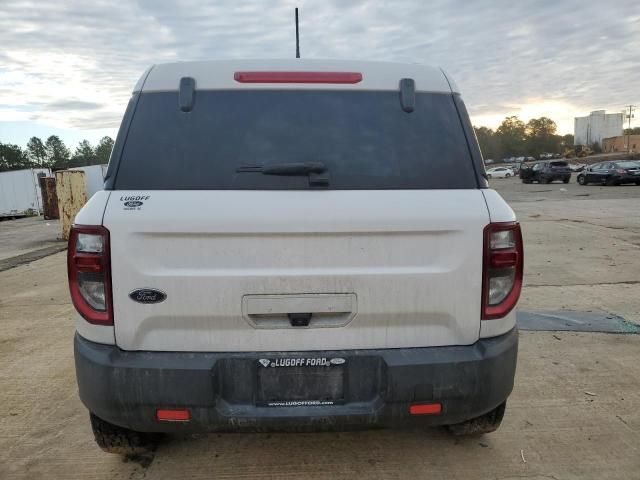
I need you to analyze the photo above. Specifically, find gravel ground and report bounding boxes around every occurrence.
[0,216,63,264]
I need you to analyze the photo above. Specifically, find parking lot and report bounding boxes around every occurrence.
[1,178,639,479]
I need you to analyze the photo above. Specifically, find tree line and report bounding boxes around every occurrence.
[0,136,114,172]
[2,116,612,172]
[474,116,574,161]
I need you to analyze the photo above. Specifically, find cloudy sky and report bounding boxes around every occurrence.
[1,0,639,148]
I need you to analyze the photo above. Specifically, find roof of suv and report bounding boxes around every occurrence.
[134,59,459,94]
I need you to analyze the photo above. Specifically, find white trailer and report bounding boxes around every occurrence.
[69,164,107,199]
[0,168,51,218]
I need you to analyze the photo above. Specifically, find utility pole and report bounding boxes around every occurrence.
[625,105,635,153]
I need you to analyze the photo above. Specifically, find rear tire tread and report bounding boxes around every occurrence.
[447,401,506,436]
[90,413,161,455]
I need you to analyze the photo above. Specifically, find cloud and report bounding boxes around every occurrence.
[0,0,639,136]
[44,100,102,111]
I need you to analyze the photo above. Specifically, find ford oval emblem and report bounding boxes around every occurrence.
[330,358,346,365]
[129,288,166,304]
[124,201,143,208]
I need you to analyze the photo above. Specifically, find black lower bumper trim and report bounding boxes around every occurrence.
[74,329,518,433]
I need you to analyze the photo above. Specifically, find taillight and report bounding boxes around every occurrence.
[615,169,626,174]
[67,225,113,325]
[482,222,523,320]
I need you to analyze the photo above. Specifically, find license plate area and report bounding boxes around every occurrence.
[256,358,345,407]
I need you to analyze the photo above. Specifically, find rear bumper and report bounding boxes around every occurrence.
[74,328,518,433]
[615,174,640,183]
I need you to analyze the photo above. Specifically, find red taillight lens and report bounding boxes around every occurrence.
[67,225,113,325]
[233,71,363,84]
[482,222,523,320]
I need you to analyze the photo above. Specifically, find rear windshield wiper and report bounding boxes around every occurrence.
[237,161,326,175]
[236,162,329,185]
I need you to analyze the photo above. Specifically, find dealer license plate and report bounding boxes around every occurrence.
[256,357,346,407]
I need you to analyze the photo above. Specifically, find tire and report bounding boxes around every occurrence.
[447,401,506,436]
[90,413,162,456]
[562,178,570,184]
[635,181,640,186]
[543,176,551,184]
[505,173,511,178]
[487,174,492,179]
[577,175,586,185]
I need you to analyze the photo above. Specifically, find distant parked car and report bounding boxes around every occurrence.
[520,160,571,184]
[577,161,640,186]
[486,167,514,179]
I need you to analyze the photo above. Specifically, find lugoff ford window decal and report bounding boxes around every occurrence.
[120,195,150,211]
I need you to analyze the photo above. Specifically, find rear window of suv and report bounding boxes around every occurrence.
[111,90,478,190]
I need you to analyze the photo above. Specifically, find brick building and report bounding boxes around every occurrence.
[602,135,640,153]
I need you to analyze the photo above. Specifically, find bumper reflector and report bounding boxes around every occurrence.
[409,403,442,415]
[156,408,190,422]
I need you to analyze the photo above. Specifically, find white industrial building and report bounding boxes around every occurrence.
[574,110,623,147]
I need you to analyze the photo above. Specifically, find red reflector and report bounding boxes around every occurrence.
[489,250,518,268]
[74,255,103,272]
[409,403,442,415]
[234,71,363,84]
[156,409,190,422]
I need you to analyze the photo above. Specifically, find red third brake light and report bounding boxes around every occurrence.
[233,71,363,84]
[482,222,523,320]
[67,225,113,325]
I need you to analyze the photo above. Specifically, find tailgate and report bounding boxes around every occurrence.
[104,190,489,352]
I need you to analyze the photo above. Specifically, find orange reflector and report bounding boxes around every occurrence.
[156,408,190,422]
[409,403,442,415]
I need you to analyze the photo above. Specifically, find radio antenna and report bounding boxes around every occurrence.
[295,7,300,58]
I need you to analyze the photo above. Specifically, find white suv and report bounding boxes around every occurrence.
[69,60,522,454]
